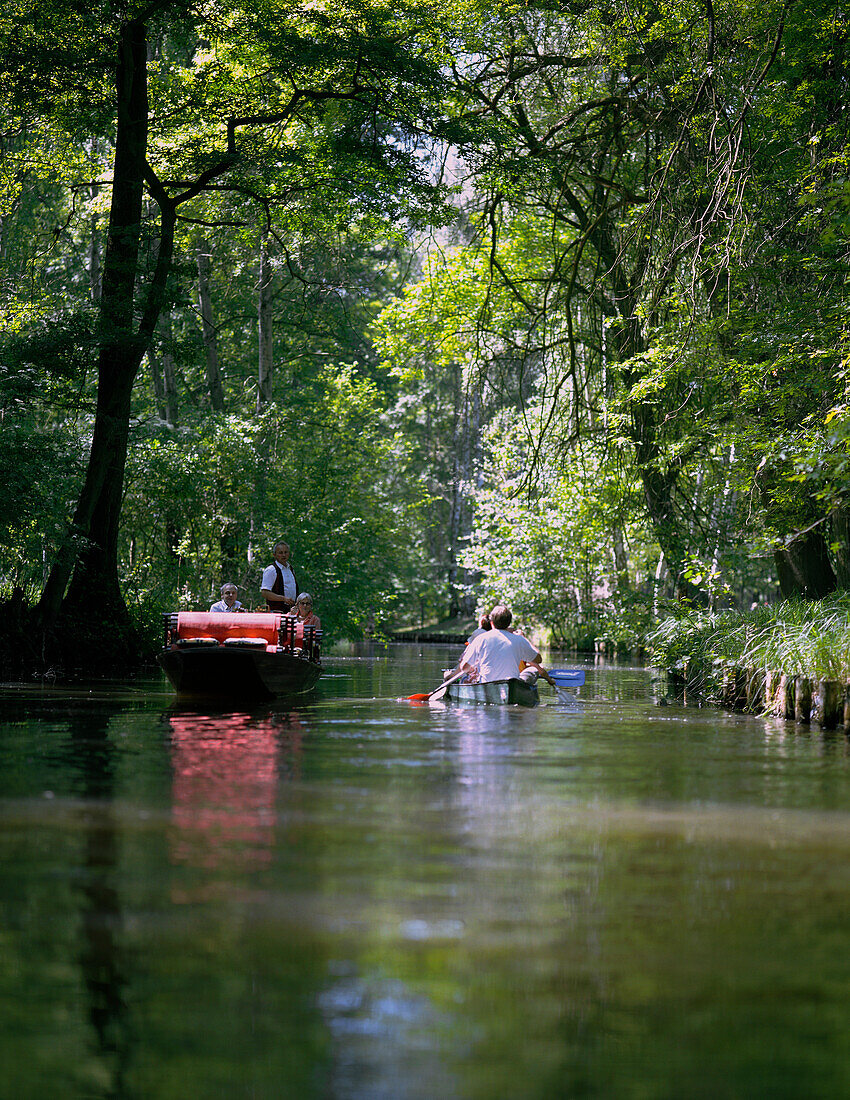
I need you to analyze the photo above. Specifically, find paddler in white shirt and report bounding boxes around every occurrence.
[460,604,556,686]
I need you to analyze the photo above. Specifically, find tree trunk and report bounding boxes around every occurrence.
[829,506,850,589]
[612,528,629,591]
[257,227,274,410]
[197,239,224,412]
[617,324,703,604]
[774,528,837,600]
[148,344,166,421]
[159,312,179,426]
[597,237,703,603]
[37,19,149,651]
[89,211,101,302]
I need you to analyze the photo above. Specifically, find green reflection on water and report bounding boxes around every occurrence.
[2,649,850,1098]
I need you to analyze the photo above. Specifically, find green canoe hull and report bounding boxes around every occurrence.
[443,678,539,707]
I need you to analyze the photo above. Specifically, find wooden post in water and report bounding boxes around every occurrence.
[766,670,786,716]
[812,679,841,730]
[794,677,812,723]
[764,670,777,714]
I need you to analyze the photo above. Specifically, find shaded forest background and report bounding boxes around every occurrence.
[0,0,848,673]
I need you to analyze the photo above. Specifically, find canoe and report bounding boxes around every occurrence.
[443,677,539,707]
[158,612,322,700]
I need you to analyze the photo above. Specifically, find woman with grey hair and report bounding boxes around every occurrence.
[288,592,320,629]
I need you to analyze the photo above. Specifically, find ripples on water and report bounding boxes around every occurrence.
[2,645,850,1098]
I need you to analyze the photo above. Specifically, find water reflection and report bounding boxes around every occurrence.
[167,708,306,876]
[8,656,850,1098]
[69,710,131,1099]
[318,969,459,1100]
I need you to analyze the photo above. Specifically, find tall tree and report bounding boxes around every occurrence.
[2,0,460,661]
[440,0,846,603]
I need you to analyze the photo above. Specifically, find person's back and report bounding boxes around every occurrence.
[464,628,535,682]
[461,605,539,683]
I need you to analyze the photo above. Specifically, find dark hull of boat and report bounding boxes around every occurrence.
[443,677,539,707]
[158,647,322,700]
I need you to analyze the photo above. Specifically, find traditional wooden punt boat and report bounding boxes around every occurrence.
[442,677,540,707]
[158,612,322,700]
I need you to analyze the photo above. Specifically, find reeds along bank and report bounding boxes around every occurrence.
[652,597,850,731]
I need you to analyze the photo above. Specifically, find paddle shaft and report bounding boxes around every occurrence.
[427,667,467,700]
[408,667,466,701]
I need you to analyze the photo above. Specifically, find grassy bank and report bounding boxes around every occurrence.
[648,595,850,704]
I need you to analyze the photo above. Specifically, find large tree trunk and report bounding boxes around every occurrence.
[774,529,837,600]
[37,19,149,657]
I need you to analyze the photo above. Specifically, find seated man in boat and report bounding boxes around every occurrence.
[460,604,555,686]
[286,592,321,629]
[209,583,243,613]
[260,540,298,611]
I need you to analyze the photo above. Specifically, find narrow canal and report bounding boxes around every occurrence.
[3,643,850,1099]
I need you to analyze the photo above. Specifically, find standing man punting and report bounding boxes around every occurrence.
[260,540,298,611]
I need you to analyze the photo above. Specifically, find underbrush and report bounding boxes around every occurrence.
[648,594,850,699]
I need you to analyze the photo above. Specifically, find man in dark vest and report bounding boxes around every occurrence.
[260,541,297,611]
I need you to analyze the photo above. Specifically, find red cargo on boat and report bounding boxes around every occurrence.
[157,611,322,700]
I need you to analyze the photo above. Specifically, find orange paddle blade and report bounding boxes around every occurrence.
[407,692,431,700]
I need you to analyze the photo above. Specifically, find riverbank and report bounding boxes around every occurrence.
[650,595,850,729]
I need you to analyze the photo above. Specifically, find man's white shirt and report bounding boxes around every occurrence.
[261,562,296,602]
[462,629,538,682]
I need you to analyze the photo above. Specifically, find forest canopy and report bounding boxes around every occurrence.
[0,0,848,671]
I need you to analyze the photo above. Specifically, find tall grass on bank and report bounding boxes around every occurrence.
[648,595,850,699]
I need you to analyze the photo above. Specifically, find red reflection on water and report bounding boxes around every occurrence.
[168,711,303,873]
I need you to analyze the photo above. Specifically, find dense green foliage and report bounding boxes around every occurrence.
[1,0,848,670]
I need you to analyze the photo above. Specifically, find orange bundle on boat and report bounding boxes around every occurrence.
[175,612,282,645]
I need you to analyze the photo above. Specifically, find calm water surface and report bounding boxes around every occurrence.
[3,644,850,1099]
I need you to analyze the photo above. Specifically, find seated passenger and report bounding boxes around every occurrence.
[443,614,492,681]
[287,592,321,629]
[466,613,492,643]
[459,604,555,685]
[209,583,243,613]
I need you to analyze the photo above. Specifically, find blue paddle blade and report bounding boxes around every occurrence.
[549,669,585,686]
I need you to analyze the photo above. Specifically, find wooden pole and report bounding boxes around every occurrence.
[794,677,812,724]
